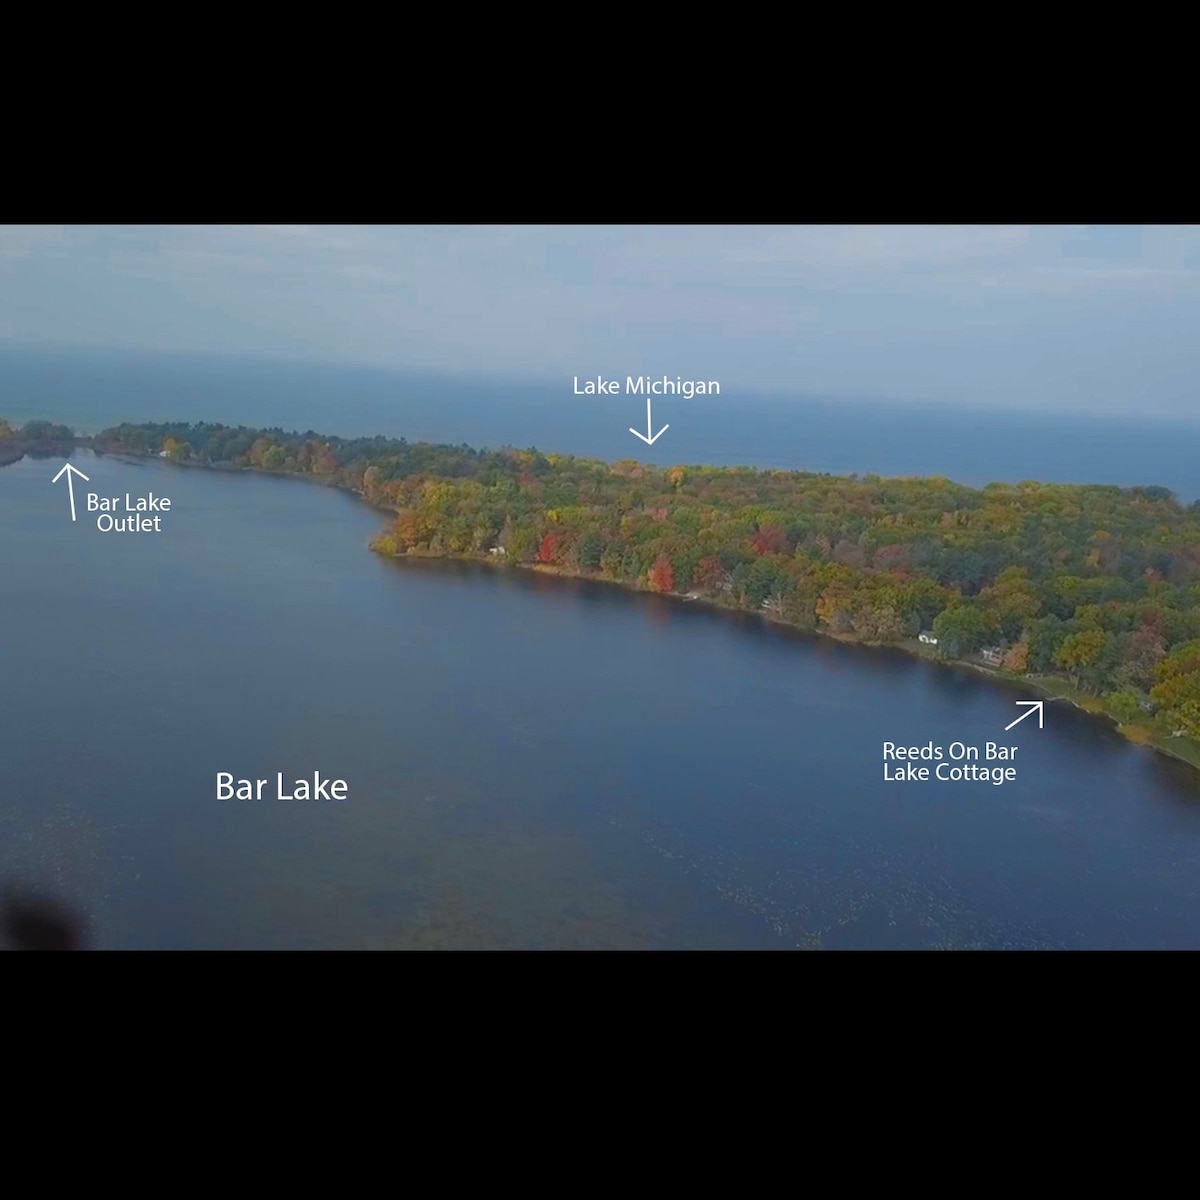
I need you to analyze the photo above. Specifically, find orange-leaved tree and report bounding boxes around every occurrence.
[538,531,566,564]
[648,555,675,592]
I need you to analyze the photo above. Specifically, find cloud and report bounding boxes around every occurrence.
[2,225,1200,416]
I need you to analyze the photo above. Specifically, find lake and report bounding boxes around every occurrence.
[5,448,1200,949]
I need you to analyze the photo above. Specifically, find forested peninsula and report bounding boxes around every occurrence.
[0,418,75,466]
[8,416,1200,764]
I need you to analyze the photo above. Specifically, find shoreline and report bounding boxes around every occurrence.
[28,440,1200,776]
[376,545,1200,775]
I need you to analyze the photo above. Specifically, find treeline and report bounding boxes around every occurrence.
[0,417,77,465]
[90,420,1200,740]
[93,419,488,481]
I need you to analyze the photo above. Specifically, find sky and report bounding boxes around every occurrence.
[1,224,1198,418]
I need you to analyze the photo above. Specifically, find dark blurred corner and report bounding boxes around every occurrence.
[2,889,86,950]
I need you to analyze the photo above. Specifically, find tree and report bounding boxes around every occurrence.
[578,534,605,571]
[738,559,783,609]
[1151,641,1200,735]
[1105,689,1146,726]
[978,569,1041,639]
[853,603,903,644]
[162,435,189,463]
[390,509,432,551]
[1173,699,1200,740]
[816,586,856,634]
[763,590,788,619]
[931,604,991,658]
[1054,629,1109,690]
[538,532,566,564]
[1026,616,1067,673]
[1002,642,1029,673]
[21,420,73,440]
[648,555,675,593]
[832,539,867,568]
[750,524,789,556]
[1114,626,1167,691]
[694,556,730,595]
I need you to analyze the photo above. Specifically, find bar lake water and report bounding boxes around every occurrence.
[5,448,1200,949]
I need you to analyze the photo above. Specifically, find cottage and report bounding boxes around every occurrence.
[488,546,507,556]
[980,646,1004,667]
[918,631,938,645]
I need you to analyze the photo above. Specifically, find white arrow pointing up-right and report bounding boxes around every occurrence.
[1004,700,1044,731]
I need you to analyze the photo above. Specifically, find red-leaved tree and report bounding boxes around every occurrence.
[538,532,565,564]
[648,555,675,592]
[750,524,790,556]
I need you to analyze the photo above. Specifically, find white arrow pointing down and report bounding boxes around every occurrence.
[629,396,669,446]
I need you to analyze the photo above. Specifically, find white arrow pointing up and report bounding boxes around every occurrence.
[52,461,90,522]
[1004,700,1044,731]
[629,396,669,446]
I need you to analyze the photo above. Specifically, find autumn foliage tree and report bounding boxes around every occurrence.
[694,556,730,594]
[1002,642,1029,673]
[1151,641,1200,736]
[648,555,675,592]
[1054,628,1109,690]
[390,509,433,550]
[750,524,789,556]
[538,531,566,564]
